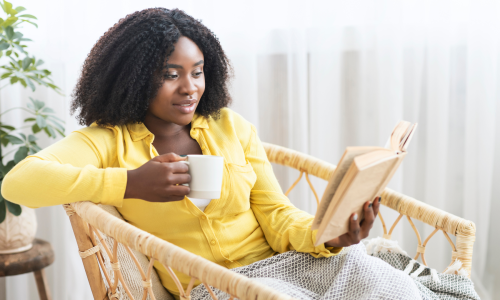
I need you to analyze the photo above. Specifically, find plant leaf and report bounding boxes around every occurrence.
[18,14,36,19]
[49,120,64,132]
[47,114,65,123]
[19,133,25,140]
[13,145,28,163]
[55,128,65,137]
[36,115,46,128]
[0,198,5,223]
[0,42,9,51]
[4,26,13,40]
[24,117,35,122]
[14,6,26,13]
[27,134,36,142]
[34,59,43,67]
[41,107,54,113]
[6,201,21,216]
[33,99,44,110]
[0,71,11,79]
[25,76,34,90]
[12,43,24,53]
[31,123,40,133]
[44,125,55,137]
[26,101,35,111]
[21,56,31,69]
[0,124,14,130]
[12,31,21,40]
[5,134,22,144]
[3,1,14,14]
[2,17,17,28]
[2,160,15,175]
[21,19,37,28]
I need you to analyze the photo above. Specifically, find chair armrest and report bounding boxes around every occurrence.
[262,142,475,276]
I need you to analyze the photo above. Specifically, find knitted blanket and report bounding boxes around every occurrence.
[190,242,479,300]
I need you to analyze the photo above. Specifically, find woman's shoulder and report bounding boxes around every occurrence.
[210,108,253,129]
[73,122,123,149]
[208,107,254,134]
[205,108,256,151]
[75,122,120,138]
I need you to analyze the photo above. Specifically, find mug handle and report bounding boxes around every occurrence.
[179,160,190,186]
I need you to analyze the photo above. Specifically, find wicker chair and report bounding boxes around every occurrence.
[63,143,476,300]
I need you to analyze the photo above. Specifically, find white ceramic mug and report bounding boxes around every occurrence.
[180,155,224,199]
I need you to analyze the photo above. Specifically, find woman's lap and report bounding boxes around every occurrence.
[190,243,422,300]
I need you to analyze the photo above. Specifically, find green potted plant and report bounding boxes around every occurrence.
[0,0,64,254]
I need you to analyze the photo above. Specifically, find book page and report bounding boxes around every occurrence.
[390,121,411,151]
[312,147,382,229]
[400,123,418,152]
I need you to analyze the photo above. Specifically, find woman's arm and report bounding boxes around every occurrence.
[246,125,342,258]
[1,131,127,208]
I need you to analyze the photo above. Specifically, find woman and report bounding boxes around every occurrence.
[2,8,421,299]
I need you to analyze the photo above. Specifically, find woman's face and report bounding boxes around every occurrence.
[148,36,205,126]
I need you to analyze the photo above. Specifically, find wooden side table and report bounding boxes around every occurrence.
[0,239,55,300]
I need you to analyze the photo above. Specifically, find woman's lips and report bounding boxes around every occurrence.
[173,102,197,114]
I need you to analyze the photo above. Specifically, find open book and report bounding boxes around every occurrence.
[312,121,417,246]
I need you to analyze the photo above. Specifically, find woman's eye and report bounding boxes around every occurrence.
[193,72,203,77]
[165,74,178,79]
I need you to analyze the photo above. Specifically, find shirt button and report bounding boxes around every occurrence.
[201,215,206,220]
[210,240,216,245]
[225,260,230,264]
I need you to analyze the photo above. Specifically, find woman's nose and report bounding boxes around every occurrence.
[179,77,197,96]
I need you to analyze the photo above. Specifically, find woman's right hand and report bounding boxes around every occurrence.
[124,153,191,202]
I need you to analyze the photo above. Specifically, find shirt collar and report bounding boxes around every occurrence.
[127,113,209,142]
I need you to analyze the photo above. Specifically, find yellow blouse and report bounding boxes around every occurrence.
[2,108,341,296]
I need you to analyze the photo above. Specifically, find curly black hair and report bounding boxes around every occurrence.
[71,8,232,126]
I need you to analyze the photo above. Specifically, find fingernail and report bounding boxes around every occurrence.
[180,155,187,157]
[368,203,372,208]
[378,197,382,203]
[353,214,358,221]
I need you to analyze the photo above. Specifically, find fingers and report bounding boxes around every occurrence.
[165,185,191,200]
[329,197,382,247]
[360,200,376,238]
[168,161,190,174]
[372,196,381,219]
[348,213,361,244]
[168,173,191,185]
[153,152,187,163]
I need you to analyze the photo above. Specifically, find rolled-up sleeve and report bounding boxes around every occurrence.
[247,125,342,257]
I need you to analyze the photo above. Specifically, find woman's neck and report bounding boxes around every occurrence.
[143,113,190,140]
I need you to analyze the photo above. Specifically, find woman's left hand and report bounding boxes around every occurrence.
[324,197,381,248]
